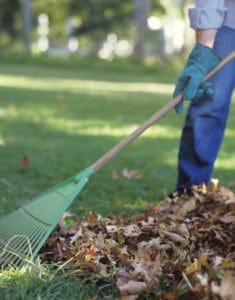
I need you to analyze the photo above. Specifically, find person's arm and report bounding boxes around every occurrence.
[196,29,218,48]
[192,0,222,48]
[173,1,223,114]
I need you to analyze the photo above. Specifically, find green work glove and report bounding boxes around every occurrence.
[173,44,221,114]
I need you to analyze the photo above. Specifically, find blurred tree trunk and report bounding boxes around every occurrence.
[134,0,151,59]
[22,0,32,54]
[179,0,195,55]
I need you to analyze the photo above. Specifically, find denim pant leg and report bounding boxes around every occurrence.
[176,26,235,190]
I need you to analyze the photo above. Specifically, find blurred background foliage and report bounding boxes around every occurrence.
[0,0,194,61]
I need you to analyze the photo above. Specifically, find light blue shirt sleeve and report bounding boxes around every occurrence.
[189,0,227,29]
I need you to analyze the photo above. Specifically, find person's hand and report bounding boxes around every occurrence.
[173,44,221,114]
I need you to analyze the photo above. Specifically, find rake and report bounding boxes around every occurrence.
[1,51,235,268]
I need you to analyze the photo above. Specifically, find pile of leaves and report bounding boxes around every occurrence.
[40,181,235,299]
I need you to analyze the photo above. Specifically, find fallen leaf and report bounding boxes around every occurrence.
[185,254,208,275]
[221,260,235,269]
[220,212,235,224]
[122,168,142,180]
[177,197,196,217]
[112,170,120,180]
[160,230,188,246]
[39,181,235,299]
[111,168,142,180]
[20,155,29,172]
[117,279,147,296]
[215,272,235,298]
[70,226,83,244]
[56,242,64,260]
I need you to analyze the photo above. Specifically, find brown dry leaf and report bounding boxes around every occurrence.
[58,221,68,235]
[160,230,188,246]
[121,224,141,237]
[106,225,118,233]
[56,242,64,260]
[122,168,142,180]
[40,181,235,299]
[86,211,98,225]
[130,259,160,286]
[198,254,208,269]
[112,170,120,180]
[177,197,196,217]
[220,212,235,224]
[219,187,235,201]
[138,237,172,251]
[185,254,208,275]
[118,246,130,265]
[175,222,190,237]
[70,226,83,244]
[95,232,106,249]
[117,279,147,296]
[111,169,142,180]
[220,260,235,269]
[20,155,29,172]
[99,264,111,278]
[213,271,235,299]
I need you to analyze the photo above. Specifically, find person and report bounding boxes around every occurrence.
[172,0,235,196]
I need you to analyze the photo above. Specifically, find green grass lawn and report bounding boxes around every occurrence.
[0,61,184,218]
[1,58,235,299]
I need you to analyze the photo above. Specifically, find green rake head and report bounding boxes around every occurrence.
[0,167,93,268]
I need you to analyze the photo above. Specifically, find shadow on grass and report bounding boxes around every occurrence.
[1,71,235,219]
[0,113,179,216]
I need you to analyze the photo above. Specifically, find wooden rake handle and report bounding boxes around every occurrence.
[91,50,235,172]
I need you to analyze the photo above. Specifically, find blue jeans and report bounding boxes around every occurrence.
[176,26,235,190]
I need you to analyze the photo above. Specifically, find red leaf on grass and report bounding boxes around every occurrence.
[20,155,29,172]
